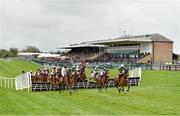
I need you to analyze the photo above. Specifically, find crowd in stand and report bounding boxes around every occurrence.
[93,53,139,64]
[64,51,96,61]
[139,52,151,59]
[32,49,151,65]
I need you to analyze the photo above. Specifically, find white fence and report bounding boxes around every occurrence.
[15,72,32,92]
[128,67,142,85]
[129,67,141,79]
[0,77,16,89]
[0,72,32,92]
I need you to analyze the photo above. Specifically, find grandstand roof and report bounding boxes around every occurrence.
[18,52,41,56]
[81,33,173,44]
[58,44,106,49]
[149,33,173,42]
[37,53,61,58]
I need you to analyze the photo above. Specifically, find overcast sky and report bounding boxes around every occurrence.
[0,0,180,53]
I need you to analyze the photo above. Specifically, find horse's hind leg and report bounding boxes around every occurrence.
[59,84,62,94]
[59,85,63,93]
[98,84,101,92]
[116,86,121,93]
[118,87,121,93]
[126,83,130,92]
[115,83,120,93]
[73,84,76,92]
[121,86,127,94]
[73,86,75,92]
[104,83,108,91]
[105,84,107,91]
[68,85,72,95]
[75,82,78,92]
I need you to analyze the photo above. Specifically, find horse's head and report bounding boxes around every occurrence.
[118,72,128,79]
[103,70,109,78]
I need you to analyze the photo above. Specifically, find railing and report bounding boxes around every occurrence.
[159,63,180,71]
[0,72,32,92]
[15,72,32,92]
[0,77,16,89]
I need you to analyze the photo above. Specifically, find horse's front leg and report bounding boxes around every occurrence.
[115,82,121,93]
[120,85,127,94]
[105,83,108,91]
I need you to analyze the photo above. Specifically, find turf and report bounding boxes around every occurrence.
[0,59,40,77]
[0,59,180,115]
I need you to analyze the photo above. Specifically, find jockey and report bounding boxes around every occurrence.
[51,66,56,78]
[61,65,67,77]
[118,64,128,74]
[100,68,106,77]
[92,66,99,79]
[55,66,60,73]
[72,65,76,72]
[76,64,81,71]
[37,68,41,76]
[44,68,49,75]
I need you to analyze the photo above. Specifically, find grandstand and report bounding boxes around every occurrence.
[59,33,173,64]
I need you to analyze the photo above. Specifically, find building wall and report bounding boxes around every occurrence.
[140,42,152,53]
[153,42,173,63]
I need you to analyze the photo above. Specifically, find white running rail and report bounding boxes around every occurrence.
[0,72,32,92]
[129,67,142,85]
[0,77,16,89]
[129,67,142,79]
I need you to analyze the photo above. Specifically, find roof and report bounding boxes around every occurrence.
[18,52,41,56]
[58,44,106,49]
[37,53,61,58]
[149,33,174,42]
[83,37,152,44]
[57,33,173,50]
[82,33,173,44]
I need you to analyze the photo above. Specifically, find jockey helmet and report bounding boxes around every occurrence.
[119,64,125,69]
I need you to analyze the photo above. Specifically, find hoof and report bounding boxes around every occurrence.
[118,90,121,93]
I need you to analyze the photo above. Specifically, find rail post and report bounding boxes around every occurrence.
[0,78,2,87]
[5,79,6,88]
[160,63,161,70]
[11,79,14,89]
[8,78,9,88]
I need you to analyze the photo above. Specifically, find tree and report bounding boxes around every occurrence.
[0,49,9,58]
[9,48,18,57]
[23,46,40,53]
[0,48,18,58]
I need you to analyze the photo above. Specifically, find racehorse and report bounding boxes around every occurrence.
[31,72,38,83]
[70,70,78,92]
[54,67,62,85]
[114,70,130,93]
[96,70,109,92]
[77,66,86,82]
[37,71,43,83]
[59,69,76,95]
[42,69,50,83]
[50,67,62,90]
